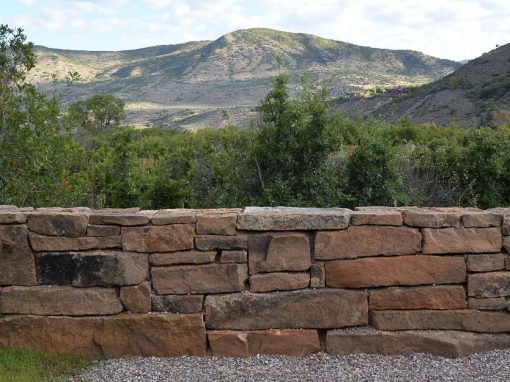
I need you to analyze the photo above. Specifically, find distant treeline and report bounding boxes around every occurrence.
[2,25,510,209]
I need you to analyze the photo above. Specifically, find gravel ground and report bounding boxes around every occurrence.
[77,350,510,382]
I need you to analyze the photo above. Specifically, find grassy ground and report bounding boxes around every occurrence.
[0,348,90,382]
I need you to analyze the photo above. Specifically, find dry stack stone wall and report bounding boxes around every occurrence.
[1,205,510,358]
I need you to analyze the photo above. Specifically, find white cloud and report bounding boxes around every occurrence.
[17,0,37,5]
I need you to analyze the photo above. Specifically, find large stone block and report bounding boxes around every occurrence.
[122,224,195,252]
[204,289,368,330]
[503,214,510,235]
[468,272,510,298]
[371,310,510,333]
[196,214,237,235]
[29,234,121,252]
[89,211,151,226]
[350,211,403,226]
[248,233,311,275]
[403,209,462,228]
[208,330,321,357]
[326,255,466,288]
[36,251,148,287]
[0,211,27,224]
[94,313,206,357]
[195,235,248,250]
[369,286,467,310]
[0,286,122,315]
[149,251,216,266]
[28,212,89,237]
[0,225,36,286]
[315,226,421,260]
[120,282,151,313]
[469,297,509,310]
[0,315,102,356]
[86,225,120,237]
[462,212,502,228]
[237,207,351,231]
[422,227,502,254]
[152,264,248,294]
[467,254,506,272]
[152,295,204,314]
[151,209,196,225]
[327,328,510,358]
[249,272,309,292]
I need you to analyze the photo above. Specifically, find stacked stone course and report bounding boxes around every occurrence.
[1,205,510,358]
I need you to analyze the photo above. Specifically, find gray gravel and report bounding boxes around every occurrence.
[77,350,510,382]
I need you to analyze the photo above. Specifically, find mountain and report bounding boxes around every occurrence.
[338,43,510,127]
[27,28,460,129]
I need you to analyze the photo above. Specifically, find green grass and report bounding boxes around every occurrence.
[0,348,90,382]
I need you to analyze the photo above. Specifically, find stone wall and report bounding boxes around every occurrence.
[1,205,510,358]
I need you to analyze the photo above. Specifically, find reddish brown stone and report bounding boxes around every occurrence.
[152,264,248,294]
[350,211,403,226]
[315,226,421,260]
[327,328,510,358]
[403,209,462,228]
[120,282,151,313]
[204,289,368,330]
[422,228,502,254]
[310,263,325,288]
[29,234,121,252]
[504,236,510,253]
[326,256,466,288]
[503,214,510,235]
[86,225,120,237]
[369,286,467,310]
[0,225,36,286]
[468,272,510,298]
[122,224,195,252]
[28,212,89,237]
[149,251,216,266]
[220,250,247,263]
[196,214,237,235]
[371,310,510,333]
[0,286,122,315]
[467,254,506,272]
[152,295,204,314]
[463,212,502,228]
[469,297,509,310]
[151,209,196,225]
[208,330,321,356]
[249,272,309,292]
[195,235,248,250]
[94,313,206,357]
[248,233,311,275]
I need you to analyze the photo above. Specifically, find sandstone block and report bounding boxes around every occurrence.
[120,282,151,313]
[94,313,206,357]
[0,315,101,356]
[195,235,247,250]
[152,295,204,314]
[503,214,510,235]
[469,297,509,310]
[507,258,510,270]
[468,272,510,298]
[463,212,502,228]
[28,213,89,237]
[122,224,194,252]
[89,211,151,226]
[350,211,402,226]
[29,234,121,252]
[369,286,467,310]
[0,212,27,224]
[403,209,462,228]
[151,209,196,225]
[204,289,368,330]
[0,286,122,315]
[504,236,510,253]
[467,254,506,272]
[149,251,216,266]
[249,272,309,292]
[422,227,502,254]
[0,225,36,286]
[315,226,421,260]
[196,214,237,235]
[237,207,351,231]
[86,225,120,237]
[326,256,466,288]
[152,264,248,294]
[36,251,148,286]
[371,310,510,333]
[208,330,321,357]
[310,263,325,288]
[220,250,247,263]
[248,233,311,275]
[327,328,510,358]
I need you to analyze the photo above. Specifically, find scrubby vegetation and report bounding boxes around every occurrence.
[1,25,510,210]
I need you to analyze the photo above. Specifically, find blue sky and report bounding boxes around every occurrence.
[1,0,508,61]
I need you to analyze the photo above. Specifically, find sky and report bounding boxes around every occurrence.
[1,0,509,61]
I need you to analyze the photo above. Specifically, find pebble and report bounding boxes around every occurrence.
[77,350,510,382]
